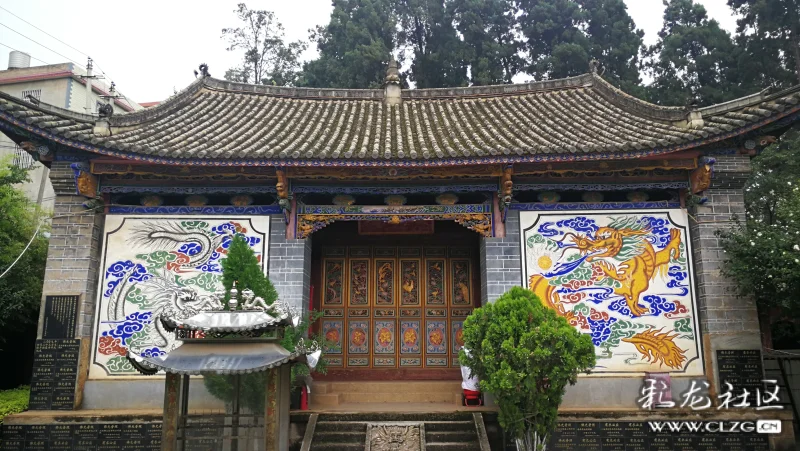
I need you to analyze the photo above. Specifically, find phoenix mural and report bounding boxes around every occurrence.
[90,216,269,378]
[519,210,702,375]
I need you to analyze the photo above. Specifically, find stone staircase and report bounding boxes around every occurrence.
[301,412,490,451]
[310,381,463,409]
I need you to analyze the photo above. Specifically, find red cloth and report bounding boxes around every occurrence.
[463,389,481,398]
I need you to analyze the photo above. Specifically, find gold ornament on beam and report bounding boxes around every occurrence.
[689,157,715,194]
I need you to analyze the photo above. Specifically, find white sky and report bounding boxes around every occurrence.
[0,0,739,103]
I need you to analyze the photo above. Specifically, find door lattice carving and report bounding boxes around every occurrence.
[320,246,476,369]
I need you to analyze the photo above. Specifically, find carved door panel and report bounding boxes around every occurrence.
[320,246,475,370]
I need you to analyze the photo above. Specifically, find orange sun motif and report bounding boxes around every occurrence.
[429,329,444,346]
[325,329,340,343]
[378,328,392,346]
[403,328,417,346]
[455,329,464,346]
[351,328,366,346]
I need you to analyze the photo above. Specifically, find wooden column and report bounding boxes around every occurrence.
[161,372,181,451]
[265,367,279,451]
[264,365,292,451]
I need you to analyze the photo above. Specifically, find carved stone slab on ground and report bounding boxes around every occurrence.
[365,422,425,451]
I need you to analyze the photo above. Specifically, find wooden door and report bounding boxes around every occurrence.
[319,245,477,371]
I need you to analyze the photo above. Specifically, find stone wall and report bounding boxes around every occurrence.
[690,154,761,394]
[267,216,312,313]
[39,161,103,339]
[479,210,522,306]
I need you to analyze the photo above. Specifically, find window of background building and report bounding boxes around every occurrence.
[21,89,41,102]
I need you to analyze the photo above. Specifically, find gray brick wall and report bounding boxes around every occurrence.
[479,210,523,305]
[267,216,311,313]
[39,161,104,338]
[690,155,759,335]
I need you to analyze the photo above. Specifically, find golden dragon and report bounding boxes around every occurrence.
[529,225,682,317]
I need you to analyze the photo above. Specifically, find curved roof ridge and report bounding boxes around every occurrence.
[588,74,687,122]
[0,90,95,124]
[204,78,384,100]
[700,84,800,116]
[110,76,207,127]
[402,74,594,99]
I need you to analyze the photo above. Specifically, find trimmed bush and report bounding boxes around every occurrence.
[460,287,595,451]
[0,386,29,425]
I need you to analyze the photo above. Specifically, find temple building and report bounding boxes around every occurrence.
[1,60,799,449]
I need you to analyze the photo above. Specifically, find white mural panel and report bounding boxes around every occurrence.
[519,209,702,375]
[90,215,270,379]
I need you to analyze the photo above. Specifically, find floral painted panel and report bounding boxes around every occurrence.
[374,320,395,354]
[349,259,369,306]
[519,210,702,375]
[450,259,471,305]
[90,215,269,378]
[400,321,421,354]
[324,260,344,305]
[425,260,445,305]
[400,260,420,305]
[452,321,465,354]
[323,320,343,355]
[426,321,447,354]
[349,320,369,354]
[375,260,394,306]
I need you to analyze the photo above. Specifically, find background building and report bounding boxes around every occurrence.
[0,51,141,210]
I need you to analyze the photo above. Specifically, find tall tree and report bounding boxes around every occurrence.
[728,0,800,88]
[222,3,307,86]
[397,0,469,88]
[518,0,643,91]
[450,0,522,85]
[644,0,741,106]
[302,0,397,89]
[518,0,590,79]
[718,128,800,348]
[0,157,48,349]
[579,0,645,93]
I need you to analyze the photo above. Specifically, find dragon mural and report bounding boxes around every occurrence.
[91,216,269,378]
[521,211,701,375]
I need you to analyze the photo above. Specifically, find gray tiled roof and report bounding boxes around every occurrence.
[1,73,798,165]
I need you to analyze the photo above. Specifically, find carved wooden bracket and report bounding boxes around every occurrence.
[499,164,513,222]
[276,168,292,223]
[296,212,492,239]
[689,157,715,195]
[70,163,98,198]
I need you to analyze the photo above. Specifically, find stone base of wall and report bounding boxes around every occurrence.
[1,411,310,451]
[4,408,792,451]
[80,379,224,410]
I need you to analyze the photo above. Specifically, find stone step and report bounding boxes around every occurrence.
[309,443,364,451]
[314,421,367,433]
[328,381,461,393]
[310,381,464,409]
[339,391,459,404]
[318,412,474,422]
[425,442,482,451]
[309,392,341,408]
[426,430,478,442]
[424,421,476,432]
[311,431,365,444]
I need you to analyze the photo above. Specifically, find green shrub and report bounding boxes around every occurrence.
[220,234,278,309]
[0,386,29,425]
[460,287,595,451]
